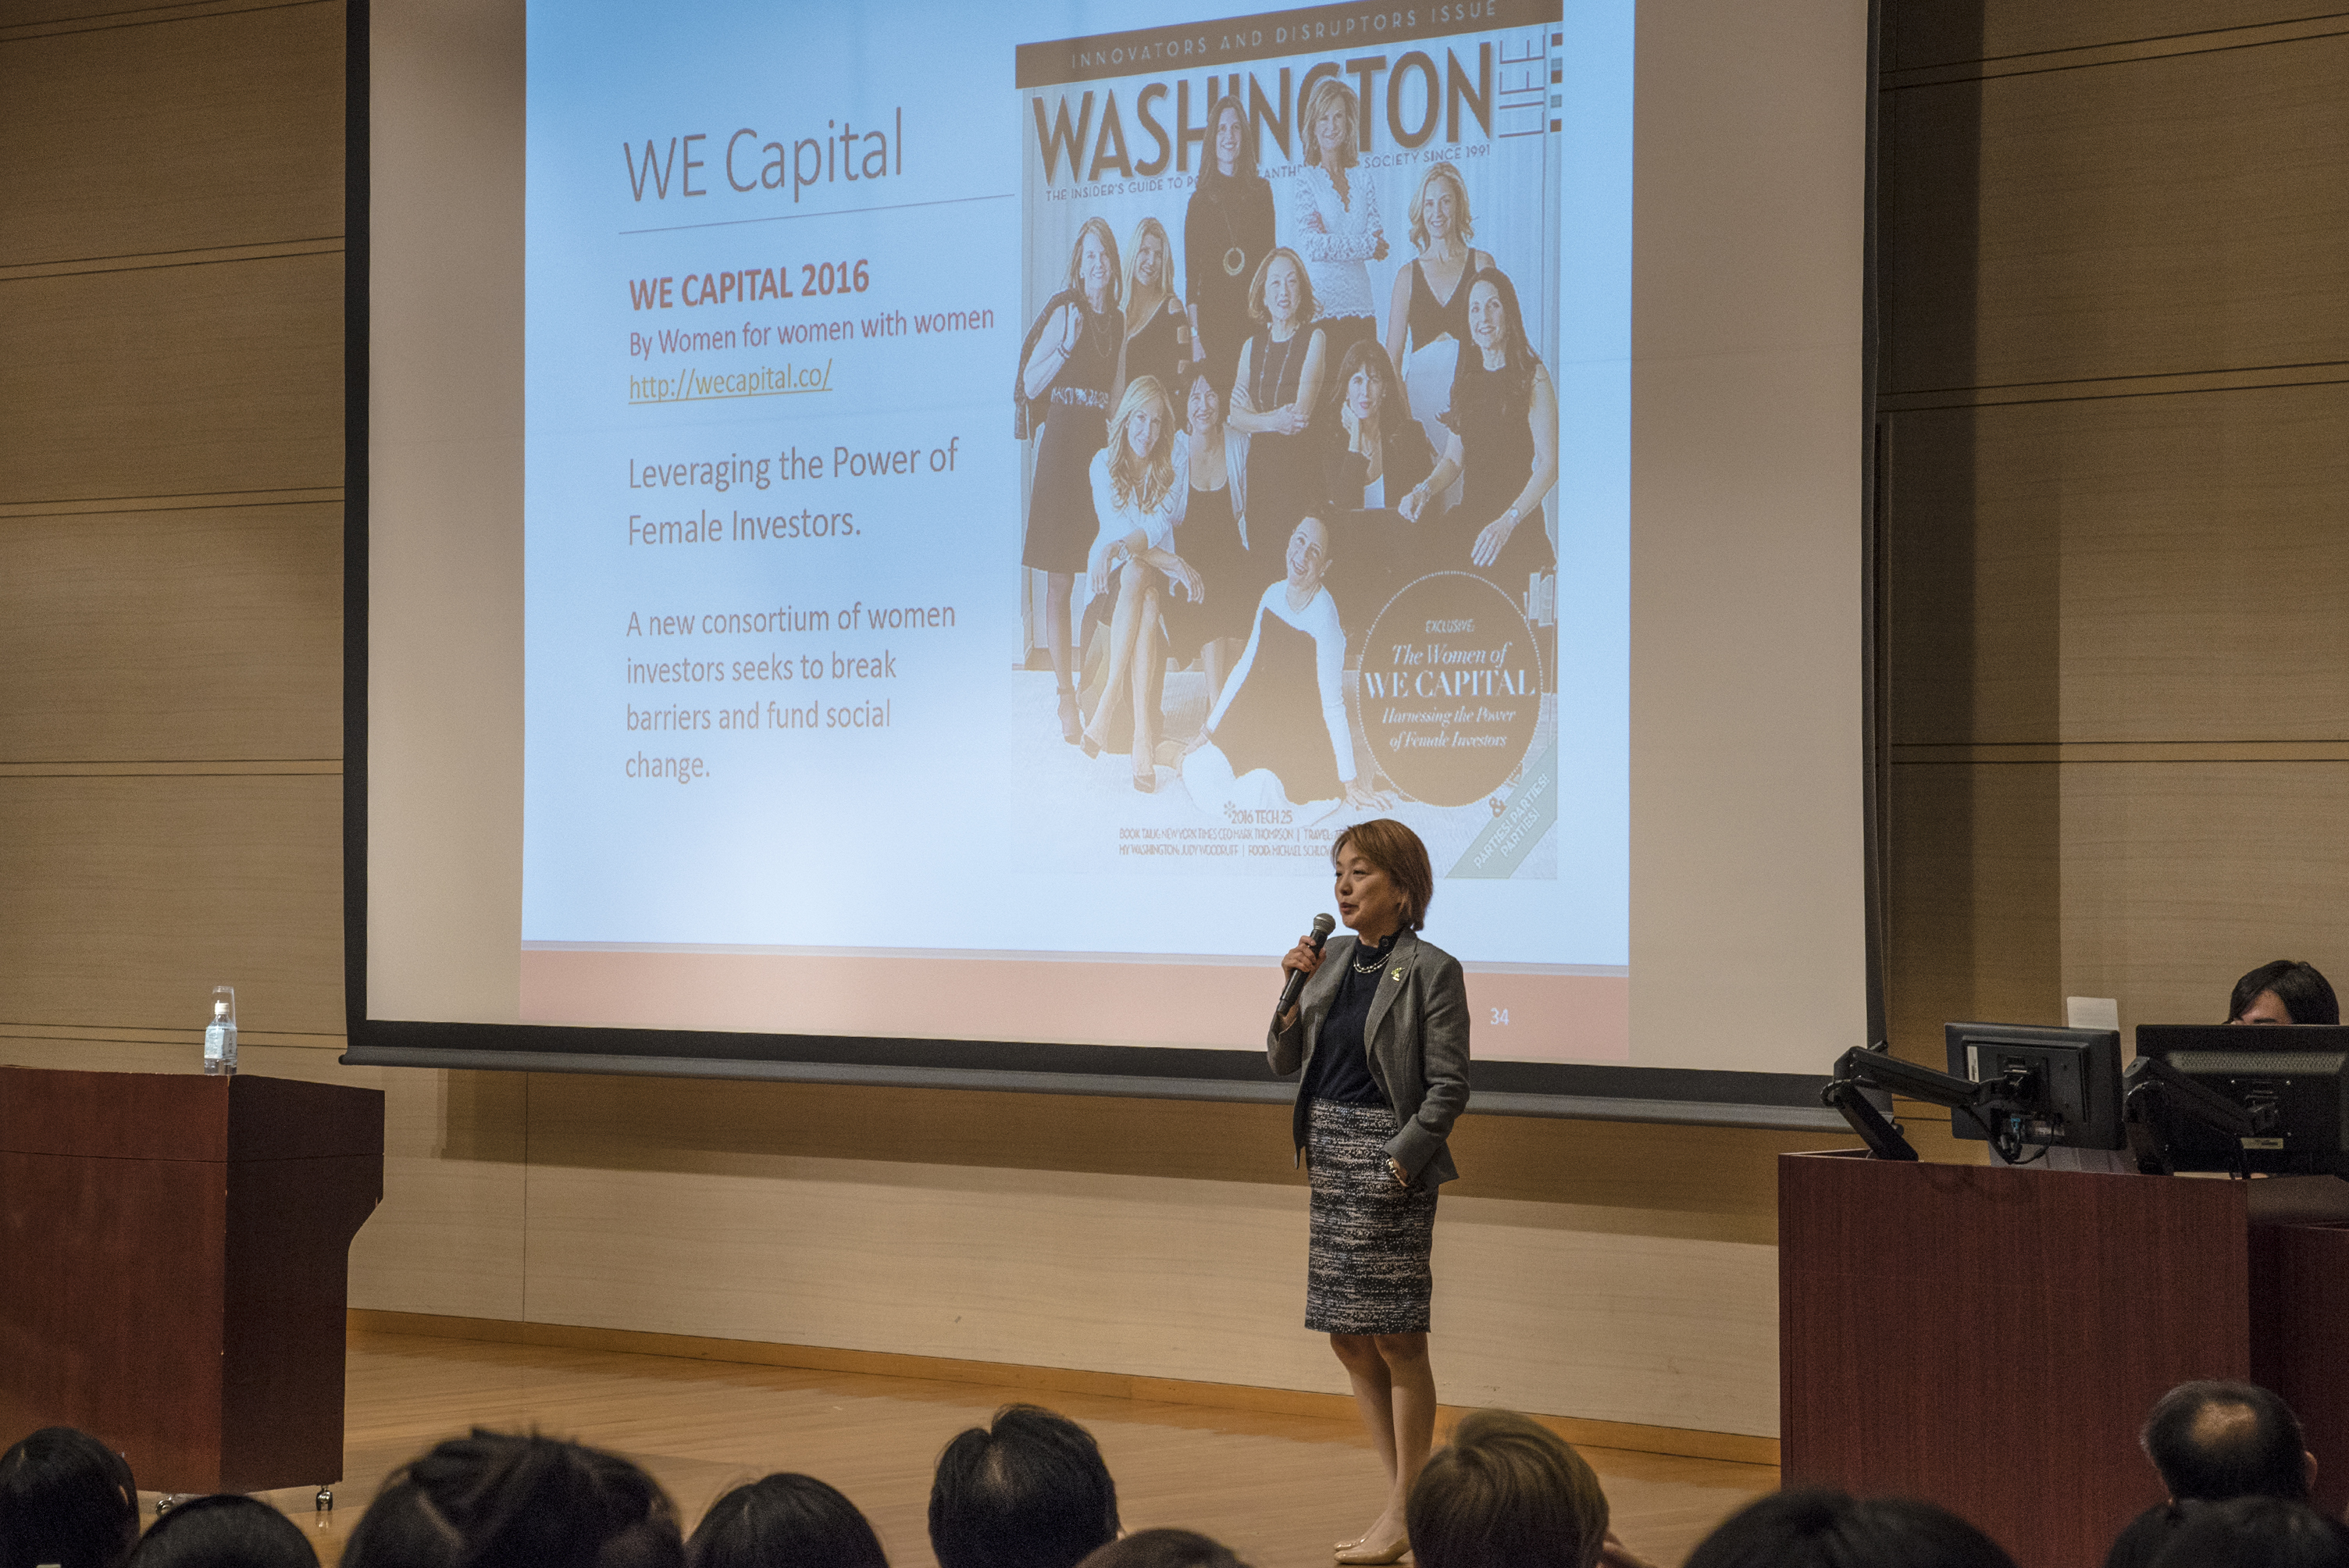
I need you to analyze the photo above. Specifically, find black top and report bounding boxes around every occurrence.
[1403,258,1470,354]
[2105,1506,2184,1568]
[1303,931,1401,1107]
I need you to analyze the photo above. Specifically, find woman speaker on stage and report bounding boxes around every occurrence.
[1271,820,1471,1566]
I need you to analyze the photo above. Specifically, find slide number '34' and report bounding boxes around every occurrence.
[1489,1008,1510,1025]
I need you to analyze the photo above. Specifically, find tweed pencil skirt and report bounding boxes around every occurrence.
[1304,1099,1438,1334]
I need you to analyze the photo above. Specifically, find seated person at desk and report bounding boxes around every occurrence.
[2227,960,2339,1026]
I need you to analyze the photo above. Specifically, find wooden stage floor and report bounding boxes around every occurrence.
[201,1328,1776,1567]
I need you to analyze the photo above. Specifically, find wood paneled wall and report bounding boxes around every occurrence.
[1879,2,2349,1059]
[4,0,2340,1449]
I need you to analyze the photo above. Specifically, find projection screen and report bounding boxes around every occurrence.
[350,0,1872,1124]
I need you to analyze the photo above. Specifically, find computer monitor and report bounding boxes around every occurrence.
[2136,1047,2349,1176]
[1942,1022,2124,1153]
[2138,1024,2349,1058]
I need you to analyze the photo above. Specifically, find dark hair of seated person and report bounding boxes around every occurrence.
[340,1428,683,1568]
[2142,1380,2310,1503]
[2229,960,2340,1025]
[686,1474,886,1568]
[1074,1527,1251,1568]
[2148,1498,2349,1568]
[123,1495,316,1568]
[0,1426,140,1568]
[928,1405,1117,1568]
[1682,1488,2017,1568]
[1406,1409,1609,1568]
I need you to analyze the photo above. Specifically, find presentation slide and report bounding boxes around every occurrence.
[516,0,1632,1062]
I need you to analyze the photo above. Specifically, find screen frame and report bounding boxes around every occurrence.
[338,0,1881,1130]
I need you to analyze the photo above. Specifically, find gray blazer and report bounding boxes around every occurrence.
[1267,928,1472,1186]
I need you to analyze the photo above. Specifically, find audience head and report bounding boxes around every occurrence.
[929,1405,1117,1568]
[2149,1497,2349,1568]
[1074,1529,1247,1568]
[340,1429,682,1568]
[0,1427,138,1568]
[1683,1489,2016,1568]
[2229,961,2339,1026]
[1406,1410,1608,1568]
[2141,1381,2312,1502]
[126,1495,316,1568]
[686,1474,886,1568]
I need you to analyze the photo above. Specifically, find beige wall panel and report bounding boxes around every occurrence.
[1887,2,2338,71]
[507,1072,1833,1244]
[0,504,340,763]
[1890,387,2349,746]
[0,2,342,265]
[0,252,340,504]
[349,1067,529,1320]
[520,1153,1782,1437]
[1435,1197,1777,1434]
[1887,35,2349,394]
[2055,384,2349,742]
[519,1073,1788,1433]
[0,1037,191,1074]
[2058,762,2349,1042]
[1885,405,2059,746]
[1887,762,2062,1059]
[0,775,343,1035]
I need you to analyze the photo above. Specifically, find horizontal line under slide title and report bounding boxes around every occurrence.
[1018,0,1563,87]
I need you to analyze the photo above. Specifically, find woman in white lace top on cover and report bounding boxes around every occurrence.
[1292,76,1387,376]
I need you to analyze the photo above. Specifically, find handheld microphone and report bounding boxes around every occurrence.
[1275,914,1338,1024]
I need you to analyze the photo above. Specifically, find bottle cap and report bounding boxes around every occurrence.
[215,1000,229,1016]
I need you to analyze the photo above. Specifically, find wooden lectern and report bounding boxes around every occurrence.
[0,1067,383,1494]
[1781,1149,2349,1568]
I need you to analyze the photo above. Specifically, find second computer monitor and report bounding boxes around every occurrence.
[1944,1021,2125,1152]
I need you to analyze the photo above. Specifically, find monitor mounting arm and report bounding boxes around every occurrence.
[2122,1055,2270,1177]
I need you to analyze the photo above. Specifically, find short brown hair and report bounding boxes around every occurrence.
[1406,1411,1609,1568]
[1331,818,1434,932]
[1246,247,1318,328]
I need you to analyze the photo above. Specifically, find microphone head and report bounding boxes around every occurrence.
[1310,913,1337,944]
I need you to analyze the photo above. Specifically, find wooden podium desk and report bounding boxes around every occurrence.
[1781,1149,2349,1568]
[0,1067,383,1494]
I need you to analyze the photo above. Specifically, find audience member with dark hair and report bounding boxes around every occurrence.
[1073,1527,1247,1568]
[340,1428,682,1568]
[686,1473,886,1568]
[2148,1497,2349,1568]
[0,1426,139,1568]
[123,1495,315,1568]
[2228,960,2340,1026]
[929,1405,1117,1568]
[1683,1488,2017,1568]
[1406,1410,1611,1568]
[2107,1381,2316,1568]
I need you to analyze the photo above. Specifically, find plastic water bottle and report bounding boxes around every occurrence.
[203,985,237,1076]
